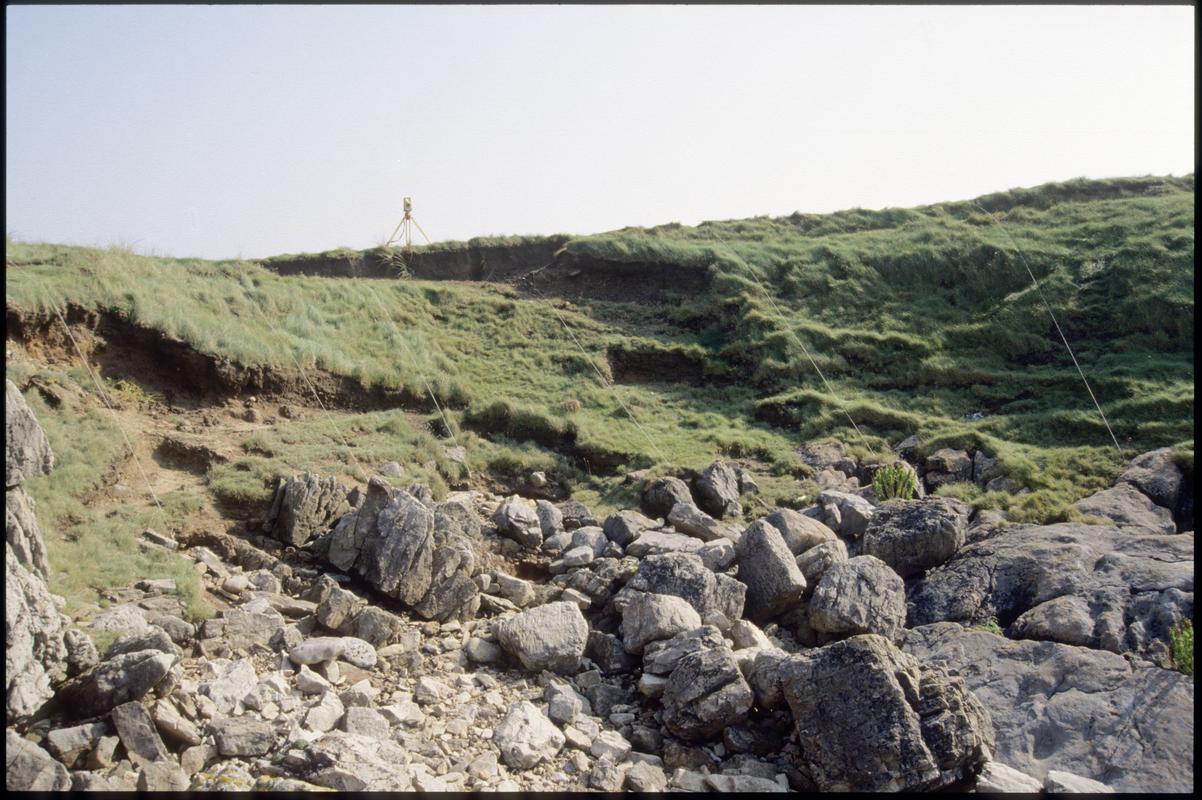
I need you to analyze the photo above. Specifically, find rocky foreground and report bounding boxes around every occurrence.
[5,379,1194,792]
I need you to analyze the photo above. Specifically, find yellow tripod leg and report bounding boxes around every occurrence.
[411,216,434,245]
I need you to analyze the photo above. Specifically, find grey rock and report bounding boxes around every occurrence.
[496,601,588,674]
[199,658,258,715]
[149,614,194,646]
[621,551,745,623]
[662,646,753,741]
[706,773,788,792]
[736,519,807,620]
[546,682,584,725]
[495,573,536,607]
[975,761,1044,793]
[58,648,176,719]
[6,730,71,791]
[781,634,993,791]
[585,630,638,675]
[221,604,287,652]
[306,690,346,733]
[625,528,709,558]
[350,605,404,647]
[907,522,1193,661]
[559,499,598,530]
[1045,770,1116,793]
[809,555,906,639]
[795,539,848,592]
[603,510,656,547]
[589,755,629,790]
[110,700,171,766]
[764,507,838,555]
[694,461,744,519]
[137,761,190,791]
[925,447,972,489]
[493,700,565,769]
[1073,483,1175,535]
[7,485,52,580]
[342,705,390,739]
[357,489,436,604]
[306,731,414,790]
[620,592,703,654]
[85,735,120,770]
[817,490,875,538]
[570,524,609,556]
[668,501,734,542]
[1118,447,1187,523]
[556,544,596,569]
[290,635,377,668]
[642,625,727,675]
[860,497,969,578]
[6,540,69,722]
[626,760,669,791]
[5,379,54,488]
[973,451,1004,487]
[536,499,564,538]
[152,699,201,746]
[642,476,694,518]
[900,622,1193,793]
[179,742,217,776]
[495,496,543,548]
[45,721,108,767]
[698,538,737,571]
[266,472,350,547]
[591,729,632,761]
[106,627,180,660]
[316,585,364,632]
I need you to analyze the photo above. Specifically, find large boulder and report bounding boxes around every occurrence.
[495,601,588,674]
[6,730,71,791]
[1117,447,1187,524]
[641,625,727,676]
[780,634,993,792]
[735,520,807,620]
[693,461,743,519]
[264,472,350,547]
[668,502,736,543]
[817,490,875,539]
[901,622,1194,793]
[1073,483,1175,535]
[620,592,702,655]
[924,448,973,490]
[602,510,656,547]
[619,552,745,625]
[306,731,415,791]
[860,498,969,578]
[763,507,838,555]
[907,522,1193,663]
[641,476,694,518]
[493,700,565,770]
[795,539,848,593]
[661,645,753,741]
[5,379,55,488]
[494,496,543,548]
[6,543,70,722]
[57,648,176,720]
[809,555,906,640]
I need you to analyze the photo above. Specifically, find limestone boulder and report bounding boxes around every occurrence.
[809,555,906,640]
[860,497,969,578]
[495,601,589,674]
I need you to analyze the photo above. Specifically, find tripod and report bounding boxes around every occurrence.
[385,196,433,252]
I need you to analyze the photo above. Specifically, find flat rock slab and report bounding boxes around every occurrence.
[900,622,1194,793]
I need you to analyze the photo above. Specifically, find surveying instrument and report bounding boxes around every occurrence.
[381,197,433,276]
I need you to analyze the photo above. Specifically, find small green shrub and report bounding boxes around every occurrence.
[971,617,1004,636]
[873,462,918,501]
[1170,620,1193,677]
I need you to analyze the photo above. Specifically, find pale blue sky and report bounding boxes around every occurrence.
[5,4,1194,259]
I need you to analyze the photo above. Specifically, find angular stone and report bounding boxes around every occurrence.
[493,700,565,770]
[5,379,55,488]
[558,499,598,531]
[795,539,848,593]
[860,498,969,578]
[152,699,201,746]
[6,540,69,721]
[602,510,656,547]
[694,461,743,519]
[1045,770,1116,793]
[625,760,668,792]
[817,490,875,539]
[495,601,588,674]
[621,551,745,622]
[780,634,993,792]
[736,519,807,620]
[5,730,71,791]
[199,658,258,715]
[1074,483,1175,535]
[620,592,703,654]
[642,476,694,518]
[137,760,190,791]
[536,499,565,539]
[306,731,414,790]
[342,705,390,739]
[976,761,1044,793]
[494,496,543,548]
[625,528,709,558]
[809,555,906,640]
[764,507,838,555]
[59,649,176,719]
[316,585,363,632]
[305,691,346,733]
[110,701,171,766]
[662,646,753,741]
[45,721,109,767]
[350,605,404,647]
[668,501,734,542]
[267,472,350,547]
[642,625,727,676]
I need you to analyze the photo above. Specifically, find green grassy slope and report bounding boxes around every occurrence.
[6,175,1194,528]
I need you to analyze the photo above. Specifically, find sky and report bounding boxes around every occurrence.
[5,4,1195,260]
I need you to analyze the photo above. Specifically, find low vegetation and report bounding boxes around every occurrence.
[5,175,1194,610]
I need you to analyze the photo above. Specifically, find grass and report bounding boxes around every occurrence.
[6,367,213,621]
[1170,620,1193,677]
[5,174,1193,528]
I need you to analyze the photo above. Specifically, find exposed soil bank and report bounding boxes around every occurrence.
[257,238,713,304]
[5,304,441,413]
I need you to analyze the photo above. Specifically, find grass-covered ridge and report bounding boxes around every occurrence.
[5,175,1194,530]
